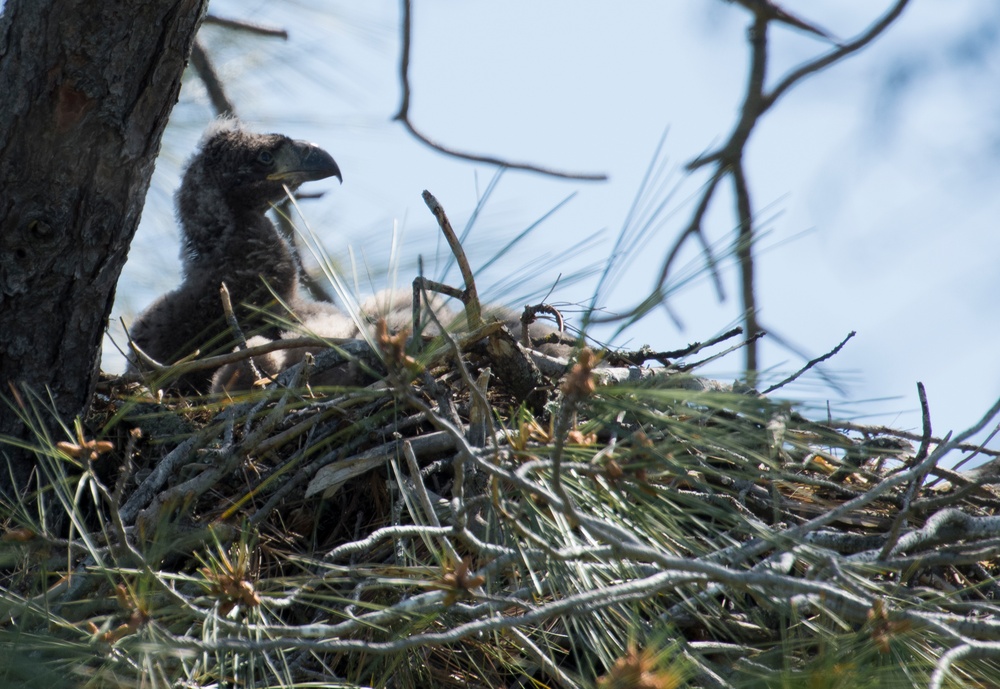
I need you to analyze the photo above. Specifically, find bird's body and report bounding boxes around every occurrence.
[127,119,342,391]
[207,292,575,395]
[131,119,577,396]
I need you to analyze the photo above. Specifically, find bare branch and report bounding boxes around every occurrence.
[725,0,836,41]
[877,382,934,559]
[219,282,264,384]
[731,159,759,380]
[764,0,912,111]
[203,14,289,39]
[594,1,911,388]
[422,190,482,329]
[190,39,235,117]
[762,330,855,395]
[394,0,606,181]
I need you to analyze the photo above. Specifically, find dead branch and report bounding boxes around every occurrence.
[203,14,289,39]
[219,282,265,384]
[422,190,483,329]
[519,304,565,348]
[725,0,836,41]
[190,39,235,117]
[878,382,933,558]
[395,0,606,181]
[594,0,911,386]
[677,329,766,373]
[762,330,855,395]
[764,0,912,111]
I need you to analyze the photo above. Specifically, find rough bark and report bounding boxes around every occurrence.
[0,0,209,494]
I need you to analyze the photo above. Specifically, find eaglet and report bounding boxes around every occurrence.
[129,120,578,395]
[127,119,343,392]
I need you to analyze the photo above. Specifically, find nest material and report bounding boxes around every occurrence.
[65,312,1000,687]
[9,194,1000,687]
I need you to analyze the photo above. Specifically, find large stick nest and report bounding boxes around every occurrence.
[7,196,1000,689]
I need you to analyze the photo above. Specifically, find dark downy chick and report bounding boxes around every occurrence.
[127,119,342,391]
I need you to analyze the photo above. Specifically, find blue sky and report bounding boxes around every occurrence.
[111,1,1000,448]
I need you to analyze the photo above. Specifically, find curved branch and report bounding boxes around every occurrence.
[594,0,912,364]
[394,0,607,181]
[422,190,482,328]
[764,0,912,110]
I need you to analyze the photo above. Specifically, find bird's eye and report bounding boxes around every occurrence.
[257,150,275,166]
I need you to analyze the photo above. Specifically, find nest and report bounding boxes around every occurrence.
[6,195,1000,688]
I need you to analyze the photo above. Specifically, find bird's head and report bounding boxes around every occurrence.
[185,119,342,213]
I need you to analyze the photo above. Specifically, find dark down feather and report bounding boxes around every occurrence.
[127,119,342,392]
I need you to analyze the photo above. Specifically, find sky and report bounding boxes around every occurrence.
[110,1,1000,450]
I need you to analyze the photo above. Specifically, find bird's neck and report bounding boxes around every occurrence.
[179,188,300,303]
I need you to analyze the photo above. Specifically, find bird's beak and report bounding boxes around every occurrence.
[268,140,342,185]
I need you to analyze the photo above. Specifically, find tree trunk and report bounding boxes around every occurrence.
[0,0,208,494]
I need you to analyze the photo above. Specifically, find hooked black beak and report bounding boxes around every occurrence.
[268,140,342,185]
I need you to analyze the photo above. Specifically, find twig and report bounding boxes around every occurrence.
[394,0,606,181]
[118,335,362,386]
[763,0,912,111]
[412,275,464,340]
[762,331,855,394]
[126,340,202,381]
[599,326,745,367]
[325,524,454,562]
[219,282,264,383]
[519,304,565,348]
[878,382,933,559]
[590,1,910,387]
[726,0,836,41]
[203,14,289,39]
[593,167,727,329]
[914,380,934,466]
[417,276,499,454]
[661,326,744,360]
[422,190,482,329]
[732,161,761,380]
[592,327,743,367]
[190,40,235,117]
[822,421,1000,460]
[678,330,766,373]
[930,643,1000,689]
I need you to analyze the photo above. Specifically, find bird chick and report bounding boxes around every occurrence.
[210,290,579,395]
[210,289,453,394]
[127,119,343,392]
